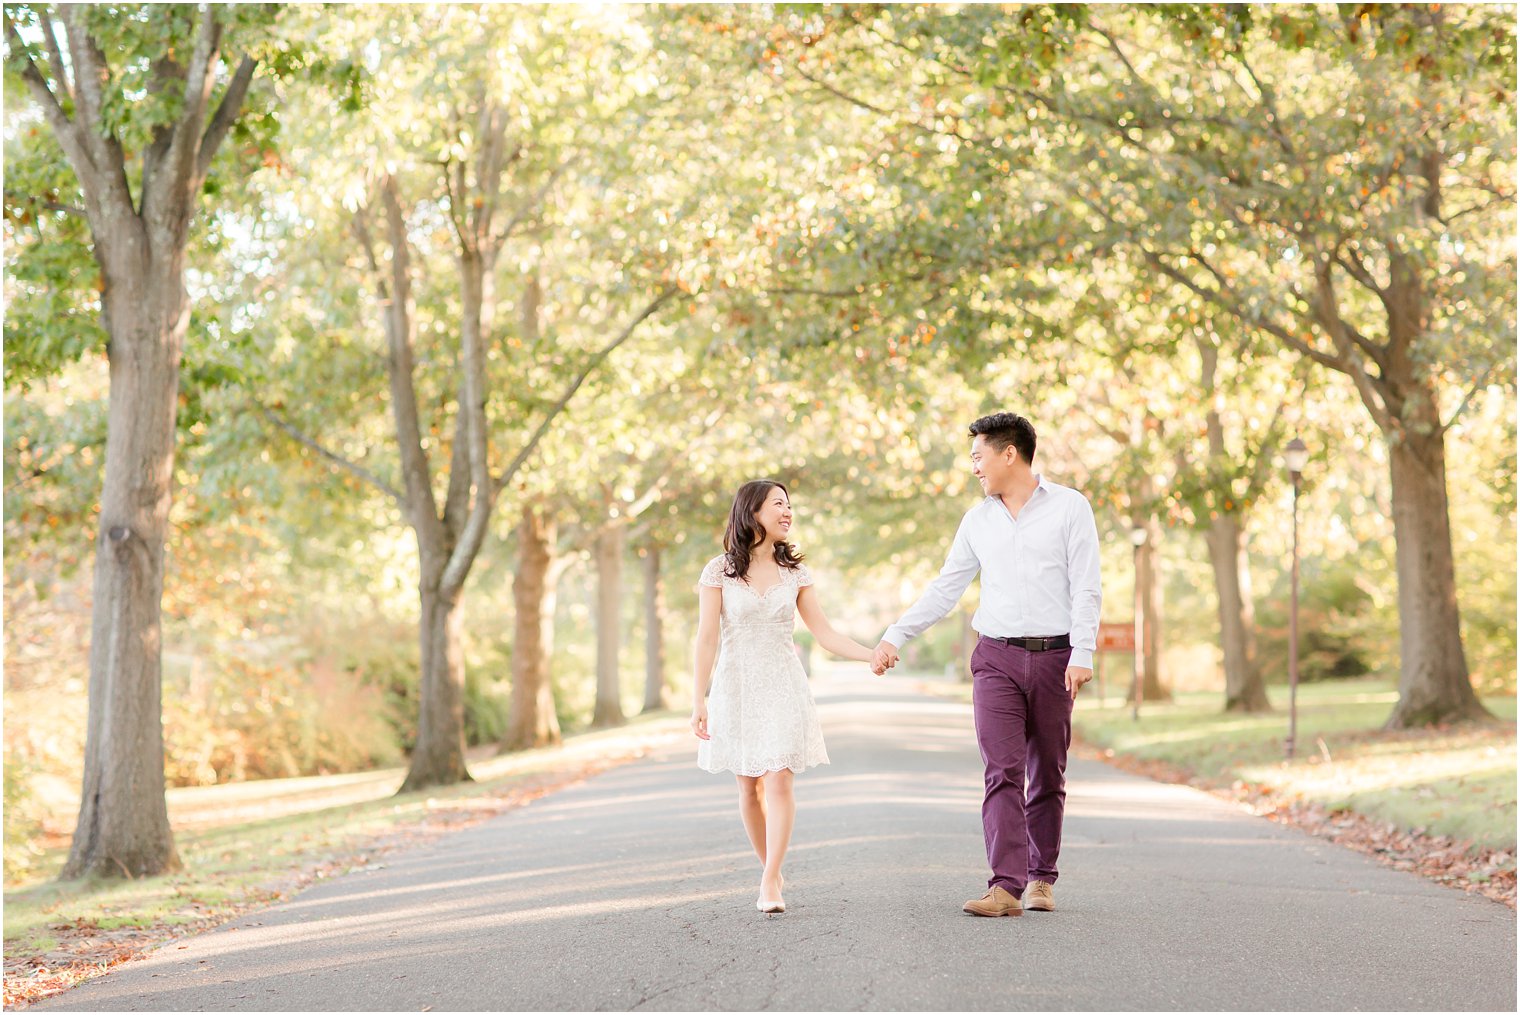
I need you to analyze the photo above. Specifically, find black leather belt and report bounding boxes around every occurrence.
[983,634,1071,652]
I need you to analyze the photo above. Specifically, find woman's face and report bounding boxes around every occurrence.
[752,486,793,546]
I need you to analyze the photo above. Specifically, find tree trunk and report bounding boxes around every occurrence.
[400,578,471,791]
[1384,424,1490,727]
[1140,528,1167,701]
[28,6,262,882]
[1317,251,1486,727]
[592,525,626,728]
[504,503,563,751]
[1195,335,1269,713]
[63,256,183,880]
[1127,496,1169,704]
[641,546,668,713]
[385,176,493,793]
[1208,513,1270,712]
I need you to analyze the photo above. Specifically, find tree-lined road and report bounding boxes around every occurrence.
[36,676,1517,1012]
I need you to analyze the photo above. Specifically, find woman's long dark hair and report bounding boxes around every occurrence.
[722,479,804,580]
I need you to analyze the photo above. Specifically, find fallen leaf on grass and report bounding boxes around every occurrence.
[3,747,659,1009]
[1074,737,1516,910]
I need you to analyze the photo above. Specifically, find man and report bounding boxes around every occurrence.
[873,412,1102,917]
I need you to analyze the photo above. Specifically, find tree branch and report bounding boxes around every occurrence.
[4,189,86,217]
[438,259,497,594]
[1442,362,1502,432]
[1146,247,1352,373]
[153,4,221,214]
[491,157,573,249]
[1073,189,1353,383]
[786,61,973,144]
[471,101,509,241]
[196,55,257,181]
[1332,246,1386,298]
[39,11,71,105]
[256,403,405,508]
[351,202,383,276]
[4,12,92,179]
[1441,196,1514,222]
[440,400,471,541]
[1091,23,1156,104]
[376,176,442,533]
[1244,381,1300,498]
[1234,53,1298,160]
[438,141,471,254]
[141,53,187,207]
[1310,257,1389,370]
[58,8,134,214]
[491,286,683,497]
[761,284,877,299]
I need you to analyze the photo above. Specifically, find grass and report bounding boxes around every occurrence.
[1071,678,1517,851]
[3,712,688,965]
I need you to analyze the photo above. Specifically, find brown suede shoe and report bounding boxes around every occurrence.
[963,885,1022,917]
[1024,880,1054,912]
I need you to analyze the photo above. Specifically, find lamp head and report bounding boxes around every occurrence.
[1284,437,1309,477]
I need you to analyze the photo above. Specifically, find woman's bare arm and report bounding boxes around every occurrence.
[690,584,722,738]
[796,585,874,663]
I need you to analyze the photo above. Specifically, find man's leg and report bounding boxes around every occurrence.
[971,639,1031,897]
[1024,646,1074,885]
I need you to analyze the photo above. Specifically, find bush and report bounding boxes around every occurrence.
[1256,555,1386,683]
[2,751,46,881]
[464,639,512,746]
[306,612,511,753]
[163,646,404,785]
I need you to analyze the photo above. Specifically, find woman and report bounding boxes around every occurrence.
[691,479,875,913]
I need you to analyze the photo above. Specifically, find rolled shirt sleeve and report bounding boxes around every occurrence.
[882,516,981,649]
[1065,495,1103,669]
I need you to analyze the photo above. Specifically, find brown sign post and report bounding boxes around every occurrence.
[1096,623,1136,653]
[1093,622,1137,706]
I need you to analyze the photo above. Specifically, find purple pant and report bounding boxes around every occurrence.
[969,636,1074,897]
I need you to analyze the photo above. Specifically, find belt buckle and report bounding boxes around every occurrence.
[1029,637,1048,651]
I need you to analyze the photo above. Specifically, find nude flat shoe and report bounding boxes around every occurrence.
[757,872,784,912]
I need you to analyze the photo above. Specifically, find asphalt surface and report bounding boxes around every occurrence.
[36,674,1517,1012]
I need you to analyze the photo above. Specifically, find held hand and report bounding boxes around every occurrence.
[690,702,710,740]
[871,640,900,677]
[1064,666,1093,701]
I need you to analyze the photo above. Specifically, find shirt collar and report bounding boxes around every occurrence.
[983,475,1049,506]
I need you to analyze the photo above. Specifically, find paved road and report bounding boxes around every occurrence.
[38,675,1516,1011]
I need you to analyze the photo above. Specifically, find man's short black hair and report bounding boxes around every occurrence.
[968,412,1036,465]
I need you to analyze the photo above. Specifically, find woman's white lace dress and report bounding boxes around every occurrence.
[697,555,829,776]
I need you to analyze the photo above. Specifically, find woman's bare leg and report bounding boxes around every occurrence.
[736,775,767,867]
[760,768,795,901]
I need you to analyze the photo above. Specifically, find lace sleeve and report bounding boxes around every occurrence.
[795,563,814,588]
[699,555,726,589]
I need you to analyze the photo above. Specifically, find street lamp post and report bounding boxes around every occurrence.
[1130,523,1148,721]
[1283,437,1309,759]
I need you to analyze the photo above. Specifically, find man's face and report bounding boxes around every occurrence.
[970,434,1017,495]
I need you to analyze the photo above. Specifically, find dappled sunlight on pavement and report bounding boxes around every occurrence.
[33,675,1517,1012]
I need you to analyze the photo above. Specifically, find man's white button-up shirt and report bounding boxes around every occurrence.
[883,475,1103,669]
